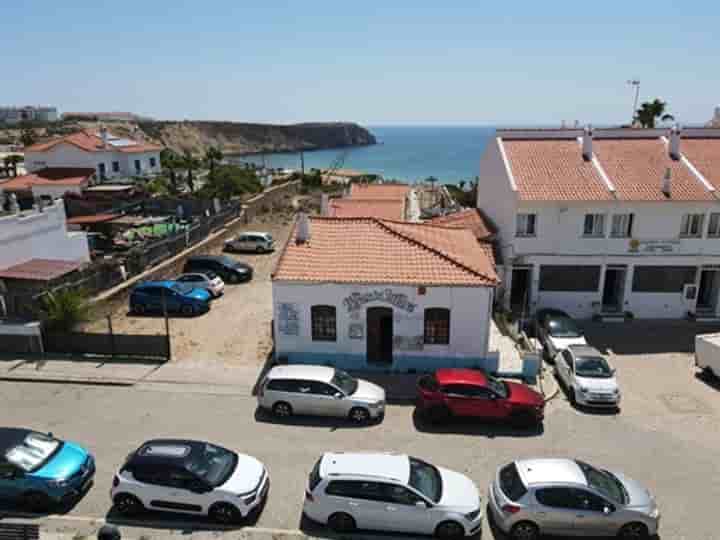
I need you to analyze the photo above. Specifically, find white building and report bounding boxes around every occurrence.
[272,214,499,372]
[477,126,720,320]
[0,106,58,124]
[24,129,162,180]
[0,168,95,199]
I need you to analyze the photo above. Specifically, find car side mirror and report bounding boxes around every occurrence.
[603,506,614,515]
[415,501,428,508]
[333,392,344,399]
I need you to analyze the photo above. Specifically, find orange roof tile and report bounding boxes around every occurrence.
[503,139,613,201]
[329,198,405,220]
[349,183,410,200]
[680,138,720,191]
[430,208,496,240]
[26,129,162,154]
[272,217,499,287]
[1,168,95,191]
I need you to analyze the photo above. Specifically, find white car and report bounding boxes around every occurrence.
[111,439,269,524]
[176,271,225,298]
[258,365,386,423]
[554,345,621,409]
[224,232,275,253]
[535,309,587,360]
[303,452,483,539]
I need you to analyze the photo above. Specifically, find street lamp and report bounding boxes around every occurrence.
[627,80,640,125]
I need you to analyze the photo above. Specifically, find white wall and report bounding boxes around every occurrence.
[25,144,160,179]
[32,183,86,198]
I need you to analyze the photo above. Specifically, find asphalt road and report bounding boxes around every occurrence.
[1,351,719,540]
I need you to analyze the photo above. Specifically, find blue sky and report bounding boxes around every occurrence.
[3,1,718,125]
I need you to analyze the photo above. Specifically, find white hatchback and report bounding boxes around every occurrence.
[554,345,621,409]
[303,452,483,539]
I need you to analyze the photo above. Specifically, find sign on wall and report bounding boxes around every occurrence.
[342,289,418,313]
[629,239,681,254]
[348,323,364,339]
[277,302,300,336]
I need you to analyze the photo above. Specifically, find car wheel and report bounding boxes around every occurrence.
[228,273,240,284]
[328,512,356,533]
[348,407,370,424]
[256,246,264,253]
[113,493,144,516]
[272,401,293,417]
[21,491,52,513]
[209,502,242,524]
[132,303,145,315]
[510,521,540,540]
[435,520,464,540]
[181,304,195,316]
[426,405,451,423]
[618,522,649,539]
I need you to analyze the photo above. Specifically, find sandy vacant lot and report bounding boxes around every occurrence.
[85,214,296,365]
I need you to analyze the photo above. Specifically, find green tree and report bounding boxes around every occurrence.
[204,146,224,180]
[180,150,201,193]
[40,289,93,333]
[200,164,262,200]
[160,149,182,192]
[635,98,675,128]
[20,126,36,147]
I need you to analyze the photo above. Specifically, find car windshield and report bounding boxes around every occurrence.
[5,433,62,472]
[171,282,193,295]
[331,369,358,395]
[547,317,582,338]
[409,457,442,503]
[487,375,509,398]
[576,461,627,504]
[575,355,613,378]
[186,443,238,487]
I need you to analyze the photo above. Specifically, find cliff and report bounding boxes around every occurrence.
[139,121,376,156]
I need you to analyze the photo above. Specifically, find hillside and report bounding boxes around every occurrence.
[139,121,377,156]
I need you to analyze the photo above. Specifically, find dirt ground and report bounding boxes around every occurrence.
[85,212,298,365]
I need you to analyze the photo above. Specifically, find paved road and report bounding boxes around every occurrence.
[1,351,719,540]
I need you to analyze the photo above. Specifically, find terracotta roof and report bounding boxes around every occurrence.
[430,208,496,240]
[25,129,162,154]
[0,168,94,191]
[679,138,720,191]
[503,139,613,201]
[349,183,411,200]
[329,198,405,220]
[67,213,121,225]
[0,258,83,281]
[272,217,499,286]
[593,139,714,201]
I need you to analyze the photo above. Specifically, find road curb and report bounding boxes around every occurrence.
[0,376,136,387]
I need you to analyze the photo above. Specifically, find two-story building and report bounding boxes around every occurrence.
[478,126,720,319]
[24,129,162,180]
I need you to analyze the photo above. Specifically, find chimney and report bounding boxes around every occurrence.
[582,125,593,161]
[100,127,109,148]
[296,212,311,244]
[669,124,682,160]
[320,193,329,216]
[662,167,672,197]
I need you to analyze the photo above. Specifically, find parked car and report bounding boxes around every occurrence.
[303,452,483,539]
[0,428,95,511]
[695,332,720,379]
[183,255,253,283]
[176,271,225,298]
[224,232,275,254]
[417,368,544,426]
[488,458,660,540]
[111,439,269,524]
[554,345,620,409]
[258,365,385,423]
[130,281,211,316]
[534,308,587,361]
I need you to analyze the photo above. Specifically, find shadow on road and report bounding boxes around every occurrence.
[254,407,380,430]
[411,408,543,438]
[695,369,720,391]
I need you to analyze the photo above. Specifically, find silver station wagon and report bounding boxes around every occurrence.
[258,365,386,423]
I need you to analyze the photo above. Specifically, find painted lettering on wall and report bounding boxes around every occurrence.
[277,302,300,336]
[342,289,417,313]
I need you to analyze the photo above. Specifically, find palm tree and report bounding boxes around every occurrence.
[204,146,224,180]
[160,149,182,192]
[41,289,92,333]
[635,99,675,128]
[181,150,201,193]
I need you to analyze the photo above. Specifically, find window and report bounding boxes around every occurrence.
[632,266,697,293]
[499,463,527,502]
[708,213,720,237]
[539,265,601,292]
[680,214,704,237]
[266,379,300,392]
[308,381,337,396]
[583,214,605,237]
[573,489,610,512]
[150,157,157,168]
[112,161,120,173]
[535,487,578,509]
[516,214,536,237]
[384,484,424,505]
[97,163,106,178]
[610,214,634,238]
[309,459,322,491]
[132,466,171,486]
[311,305,336,341]
[424,308,450,345]
[134,159,141,173]
[325,480,388,502]
[442,384,474,397]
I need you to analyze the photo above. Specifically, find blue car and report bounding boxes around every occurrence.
[130,280,211,316]
[0,428,95,511]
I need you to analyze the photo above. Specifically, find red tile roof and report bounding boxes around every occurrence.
[0,168,95,191]
[272,217,499,286]
[0,259,84,281]
[26,129,162,154]
[349,183,411,200]
[593,139,714,201]
[67,213,121,225]
[679,138,720,191]
[329,198,405,220]
[503,139,613,201]
[430,208,496,240]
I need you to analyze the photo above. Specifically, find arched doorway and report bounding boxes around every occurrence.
[367,307,393,365]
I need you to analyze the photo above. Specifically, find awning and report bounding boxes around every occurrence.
[0,259,84,281]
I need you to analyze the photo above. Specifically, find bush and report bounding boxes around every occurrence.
[40,289,93,333]
[199,164,262,200]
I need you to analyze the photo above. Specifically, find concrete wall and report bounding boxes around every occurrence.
[273,282,494,373]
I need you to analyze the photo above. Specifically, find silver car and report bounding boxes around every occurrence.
[224,232,275,253]
[488,459,660,540]
[258,365,385,423]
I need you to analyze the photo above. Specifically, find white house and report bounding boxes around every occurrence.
[477,126,720,319]
[271,214,499,372]
[0,167,95,199]
[24,129,162,180]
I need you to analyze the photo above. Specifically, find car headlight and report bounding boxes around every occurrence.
[464,509,481,521]
[649,507,660,519]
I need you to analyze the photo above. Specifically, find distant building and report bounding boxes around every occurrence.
[0,106,58,124]
[24,129,163,180]
[62,112,152,122]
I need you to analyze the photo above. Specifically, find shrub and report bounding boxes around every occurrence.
[40,289,93,333]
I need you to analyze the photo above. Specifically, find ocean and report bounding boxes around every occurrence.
[233,125,496,185]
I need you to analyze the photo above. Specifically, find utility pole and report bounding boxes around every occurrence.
[300,151,305,177]
[627,80,640,126]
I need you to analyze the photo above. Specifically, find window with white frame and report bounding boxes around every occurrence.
[680,214,704,237]
[583,214,605,237]
[516,214,536,237]
[708,213,720,238]
[610,214,634,238]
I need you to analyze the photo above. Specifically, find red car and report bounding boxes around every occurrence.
[417,368,545,426]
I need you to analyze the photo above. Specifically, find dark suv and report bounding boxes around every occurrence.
[183,255,253,283]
